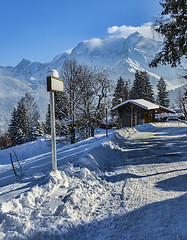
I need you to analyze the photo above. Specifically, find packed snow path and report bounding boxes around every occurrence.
[0,122,187,239]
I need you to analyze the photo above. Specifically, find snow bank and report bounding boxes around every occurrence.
[0,122,187,239]
[74,122,187,172]
[75,126,139,171]
[0,125,141,239]
[0,167,112,239]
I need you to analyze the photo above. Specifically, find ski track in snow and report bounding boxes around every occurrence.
[0,123,187,239]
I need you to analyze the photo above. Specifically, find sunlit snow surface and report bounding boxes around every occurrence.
[0,123,187,239]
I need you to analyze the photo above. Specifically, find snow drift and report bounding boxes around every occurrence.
[0,122,187,239]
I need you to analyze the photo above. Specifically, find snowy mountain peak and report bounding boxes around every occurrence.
[15,58,32,69]
[124,31,143,45]
[126,31,142,40]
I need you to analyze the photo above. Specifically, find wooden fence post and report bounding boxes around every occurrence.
[10,153,17,176]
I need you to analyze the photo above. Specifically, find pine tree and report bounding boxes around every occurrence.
[45,91,70,137]
[157,77,170,107]
[130,71,141,99]
[45,104,61,136]
[54,92,69,136]
[111,76,130,119]
[16,101,28,144]
[112,76,125,107]
[150,0,187,68]
[30,120,44,140]
[20,93,41,141]
[54,92,68,121]
[45,104,51,135]
[8,94,42,145]
[130,71,154,102]
[140,71,155,103]
[112,76,127,108]
[9,108,20,145]
[9,103,28,145]
[124,80,130,101]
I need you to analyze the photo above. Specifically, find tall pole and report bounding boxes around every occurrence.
[47,69,64,171]
[50,91,57,171]
[106,108,108,137]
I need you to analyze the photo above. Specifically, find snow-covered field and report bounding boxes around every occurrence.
[0,123,187,239]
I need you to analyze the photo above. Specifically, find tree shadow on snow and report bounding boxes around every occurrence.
[155,173,187,192]
[102,168,187,184]
[88,134,187,173]
[0,171,49,201]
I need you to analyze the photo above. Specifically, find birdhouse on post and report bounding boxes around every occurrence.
[47,69,64,171]
[47,69,64,92]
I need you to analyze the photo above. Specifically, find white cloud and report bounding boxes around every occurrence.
[107,22,161,40]
[84,38,103,49]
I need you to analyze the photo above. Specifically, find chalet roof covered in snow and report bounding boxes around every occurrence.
[159,105,176,113]
[112,99,160,111]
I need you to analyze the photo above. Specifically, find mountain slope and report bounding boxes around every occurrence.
[0,32,184,134]
[2,32,182,87]
[0,69,48,134]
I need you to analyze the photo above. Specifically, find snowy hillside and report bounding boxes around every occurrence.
[0,122,187,239]
[0,31,184,134]
[0,68,49,134]
[169,86,186,108]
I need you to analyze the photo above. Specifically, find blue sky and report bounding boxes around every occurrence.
[0,0,162,66]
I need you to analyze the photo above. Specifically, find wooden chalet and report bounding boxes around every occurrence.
[113,99,175,128]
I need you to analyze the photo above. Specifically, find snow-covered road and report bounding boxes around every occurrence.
[0,122,187,239]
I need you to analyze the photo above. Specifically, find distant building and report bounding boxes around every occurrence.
[112,99,175,128]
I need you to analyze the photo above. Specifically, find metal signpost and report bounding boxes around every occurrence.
[47,70,65,171]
